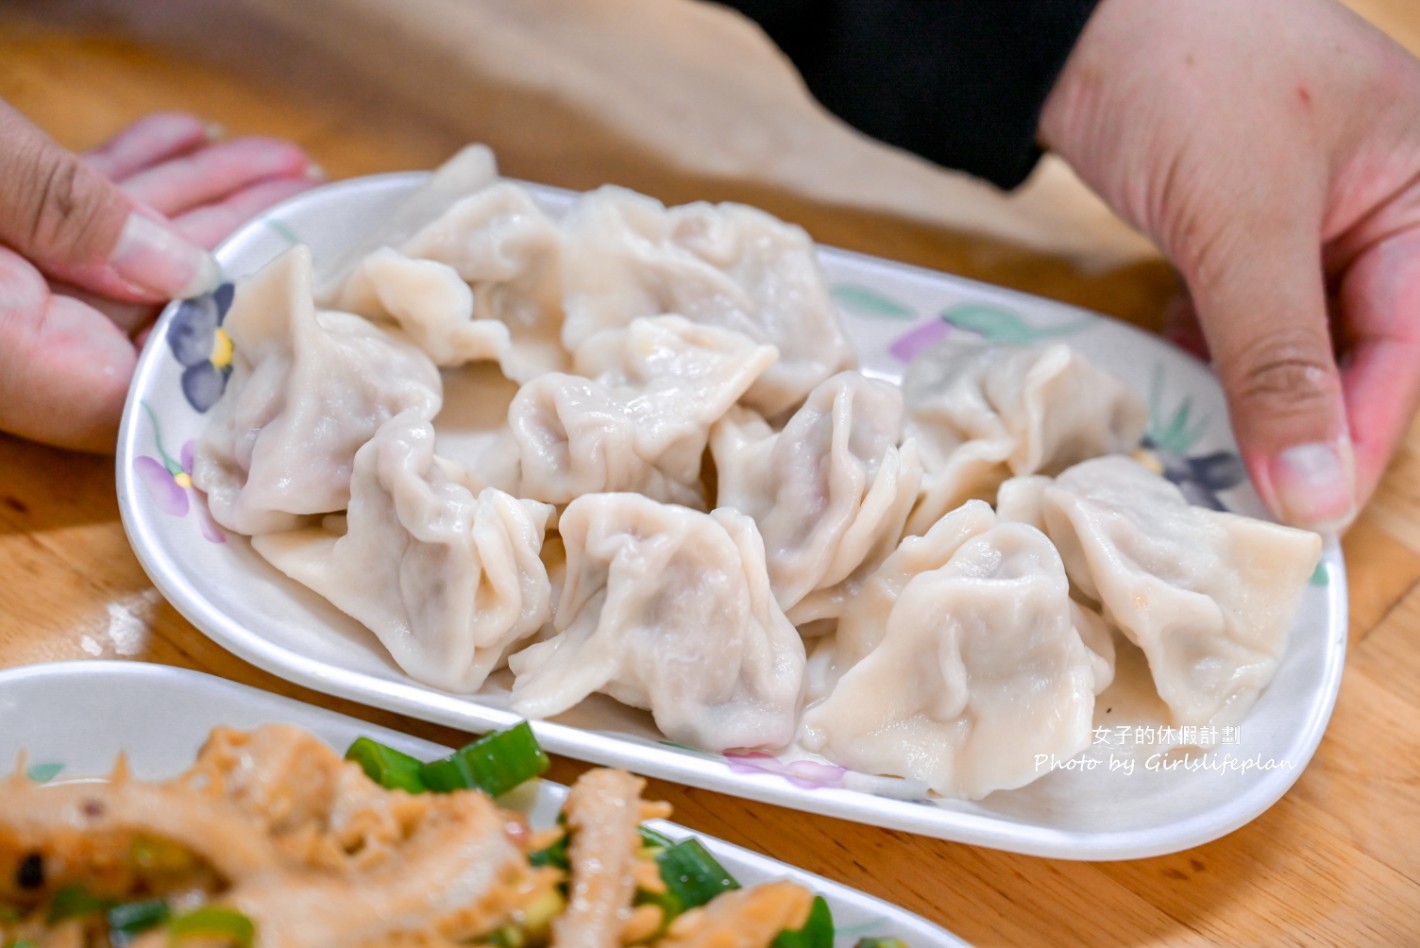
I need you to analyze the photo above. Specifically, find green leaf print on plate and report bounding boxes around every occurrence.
[830,284,918,320]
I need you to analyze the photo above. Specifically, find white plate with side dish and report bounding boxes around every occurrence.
[115,170,1347,860]
[0,660,960,946]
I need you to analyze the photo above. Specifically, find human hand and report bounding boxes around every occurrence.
[0,107,319,452]
[1040,0,1420,533]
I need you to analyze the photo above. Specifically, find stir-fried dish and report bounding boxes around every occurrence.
[0,723,902,947]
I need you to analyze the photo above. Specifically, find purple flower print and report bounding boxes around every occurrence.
[134,404,224,543]
[724,751,847,790]
[166,282,235,412]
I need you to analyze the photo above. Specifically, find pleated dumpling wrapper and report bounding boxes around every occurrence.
[711,371,922,624]
[558,185,856,417]
[509,493,806,752]
[903,339,1147,535]
[254,410,554,693]
[800,508,1110,800]
[193,245,442,536]
[1038,455,1323,726]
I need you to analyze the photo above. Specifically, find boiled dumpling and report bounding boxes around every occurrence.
[193,245,442,536]
[903,339,1147,535]
[1038,455,1322,725]
[253,410,553,693]
[395,181,569,382]
[508,493,805,752]
[710,371,922,622]
[314,143,501,292]
[800,520,1105,800]
[821,499,997,685]
[510,315,776,508]
[332,248,507,368]
[559,186,856,416]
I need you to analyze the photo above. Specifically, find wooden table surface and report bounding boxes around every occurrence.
[2,2,1418,944]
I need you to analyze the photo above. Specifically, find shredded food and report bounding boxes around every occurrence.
[0,725,815,947]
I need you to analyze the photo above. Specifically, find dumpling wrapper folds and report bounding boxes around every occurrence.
[559,185,856,417]
[800,517,1107,800]
[253,410,553,693]
[193,245,442,536]
[903,339,1147,535]
[1038,455,1323,725]
[508,493,805,752]
[711,371,922,622]
[510,315,776,508]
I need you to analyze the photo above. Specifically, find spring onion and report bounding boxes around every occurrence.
[772,895,835,948]
[166,906,255,947]
[420,722,549,797]
[655,838,740,909]
[46,886,113,924]
[344,737,428,793]
[108,899,172,942]
[637,825,677,851]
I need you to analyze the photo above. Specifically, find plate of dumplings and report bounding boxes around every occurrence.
[117,145,1347,860]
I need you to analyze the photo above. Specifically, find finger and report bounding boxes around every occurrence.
[1186,227,1355,532]
[1160,289,1210,361]
[82,112,213,181]
[118,137,315,218]
[46,279,157,336]
[0,102,218,302]
[1333,228,1420,510]
[0,247,137,452]
[172,174,323,250]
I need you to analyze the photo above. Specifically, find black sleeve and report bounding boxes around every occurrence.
[714,0,1100,190]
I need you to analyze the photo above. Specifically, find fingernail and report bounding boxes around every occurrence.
[1268,438,1357,533]
[110,212,220,299]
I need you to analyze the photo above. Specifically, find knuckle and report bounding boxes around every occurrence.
[29,157,95,252]
[11,144,113,263]
[1223,332,1338,412]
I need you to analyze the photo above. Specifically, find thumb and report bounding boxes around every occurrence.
[1186,231,1355,533]
[0,103,218,303]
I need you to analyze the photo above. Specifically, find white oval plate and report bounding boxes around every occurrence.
[116,173,1347,860]
[0,660,959,946]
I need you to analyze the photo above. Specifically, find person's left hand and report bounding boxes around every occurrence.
[0,108,320,452]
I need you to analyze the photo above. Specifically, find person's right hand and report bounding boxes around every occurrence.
[1040,0,1420,533]
[0,107,319,452]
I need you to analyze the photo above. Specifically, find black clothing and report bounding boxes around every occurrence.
[716,0,1100,189]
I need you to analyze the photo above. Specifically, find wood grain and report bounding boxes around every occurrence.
[1,2,1417,944]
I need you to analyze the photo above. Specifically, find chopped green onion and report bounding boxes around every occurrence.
[853,938,909,948]
[632,885,685,936]
[772,896,835,948]
[419,755,474,793]
[655,838,740,910]
[637,825,676,851]
[344,737,428,793]
[166,906,255,947]
[47,886,114,924]
[13,940,38,948]
[108,899,172,941]
[479,924,524,947]
[420,722,549,797]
